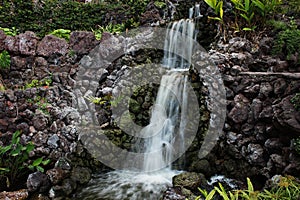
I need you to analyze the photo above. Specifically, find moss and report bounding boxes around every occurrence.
[272,28,300,62]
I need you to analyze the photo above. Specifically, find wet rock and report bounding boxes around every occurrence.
[0,30,6,51]
[173,172,208,191]
[258,82,273,98]
[273,95,300,135]
[27,171,51,193]
[55,157,72,170]
[18,31,38,56]
[269,154,286,169]
[251,98,262,120]
[162,187,186,200]
[33,114,48,131]
[46,168,70,185]
[259,106,273,119]
[70,31,99,55]
[247,143,265,166]
[32,131,48,147]
[47,134,60,149]
[273,78,287,95]
[37,35,69,57]
[49,178,77,199]
[228,94,249,123]
[274,60,288,72]
[0,189,28,200]
[259,37,273,55]
[71,167,91,184]
[228,37,252,52]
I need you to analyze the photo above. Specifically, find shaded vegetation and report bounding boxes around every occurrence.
[196,176,300,200]
[0,0,145,37]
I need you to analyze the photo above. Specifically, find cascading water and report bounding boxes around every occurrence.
[76,19,197,200]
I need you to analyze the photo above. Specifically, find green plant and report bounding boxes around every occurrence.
[49,29,71,41]
[27,96,50,115]
[272,28,300,61]
[0,27,18,36]
[259,176,300,200]
[291,93,300,111]
[293,137,300,155]
[231,0,256,30]
[154,1,166,9]
[204,0,224,21]
[25,77,52,89]
[85,96,107,105]
[195,176,300,200]
[0,131,50,189]
[85,95,123,108]
[0,50,11,69]
[92,23,125,40]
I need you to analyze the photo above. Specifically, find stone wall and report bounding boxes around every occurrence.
[187,37,300,187]
[0,27,299,199]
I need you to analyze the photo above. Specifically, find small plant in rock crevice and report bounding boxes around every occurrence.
[85,95,123,108]
[48,29,71,41]
[27,96,51,116]
[293,137,300,156]
[0,131,50,190]
[291,92,300,111]
[0,50,11,69]
[24,77,52,89]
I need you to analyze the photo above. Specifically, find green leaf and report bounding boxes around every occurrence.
[245,0,250,11]
[247,177,254,192]
[242,27,253,31]
[36,165,44,172]
[11,131,21,144]
[0,145,12,155]
[208,16,222,21]
[33,157,43,166]
[42,159,51,166]
[253,0,265,11]
[26,142,35,153]
[204,0,217,10]
[206,189,216,200]
[0,167,10,172]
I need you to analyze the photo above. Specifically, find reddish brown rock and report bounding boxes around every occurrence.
[37,35,69,57]
[69,31,99,55]
[18,31,38,56]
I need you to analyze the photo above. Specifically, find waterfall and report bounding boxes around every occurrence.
[76,18,199,200]
[142,19,196,172]
[189,3,203,19]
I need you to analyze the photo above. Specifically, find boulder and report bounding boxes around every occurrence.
[27,171,51,193]
[69,31,99,55]
[37,35,69,57]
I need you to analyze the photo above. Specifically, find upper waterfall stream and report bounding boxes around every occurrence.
[76,18,198,200]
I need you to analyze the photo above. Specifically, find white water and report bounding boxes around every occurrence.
[76,19,197,200]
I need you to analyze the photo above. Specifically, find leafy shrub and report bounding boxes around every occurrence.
[0,131,50,190]
[0,27,18,36]
[272,28,300,61]
[196,176,300,200]
[0,0,142,37]
[49,29,71,41]
[0,50,11,69]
